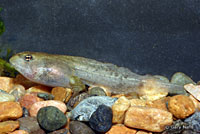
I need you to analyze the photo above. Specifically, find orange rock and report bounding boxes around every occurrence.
[0,102,23,121]
[130,99,147,107]
[168,95,195,119]
[0,77,14,92]
[29,100,67,117]
[136,130,153,134]
[112,96,130,124]
[111,94,125,98]
[124,106,173,132]
[10,130,29,134]
[0,120,19,133]
[51,87,72,103]
[26,85,52,93]
[106,124,137,134]
[19,93,43,110]
[146,97,170,111]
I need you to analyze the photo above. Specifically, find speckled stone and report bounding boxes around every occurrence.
[37,106,67,132]
[22,107,29,117]
[69,121,95,134]
[184,112,200,132]
[69,96,117,121]
[168,95,195,119]
[89,105,113,133]
[171,72,195,86]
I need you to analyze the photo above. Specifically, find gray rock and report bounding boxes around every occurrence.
[18,116,45,134]
[68,96,117,121]
[47,128,68,134]
[171,72,195,86]
[184,112,200,132]
[37,93,54,100]
[69,121,95,134]
[37,106,68,132]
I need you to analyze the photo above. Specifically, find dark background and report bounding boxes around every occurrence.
[0,0,200,81]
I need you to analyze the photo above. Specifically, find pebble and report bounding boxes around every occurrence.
[48,128,69,134]
[0,101,23,121]
[137,78,168,101]
[67,92,90,110]
[112,96,130,124]
[37,93,54,100]
[0,89,15,102]
[88,87,107,96]
[69,121,95,134]
[189,95,200,110]
[146,97,170,111]
[124,106,173,132]
[0,120,20,134]
[168,95,195,119]
[184,83,200,101]
[29,100,67,117]
[51,87,72,103]
[18,116,45,134]
[171,72,195,86]
[0,76,14,92]
[69,96,117,121]
[184,112,200,132]
[89,105,113,133]
[19,93,43,110]
[153,75,170,83]
[9,84,26,101]
[37,106,68,132]
[26,85,52,93]
[9,130,29,134]
[136,131,153,134]
[105,124,137,134]
[22,107,29,117]
[130,99,147,107]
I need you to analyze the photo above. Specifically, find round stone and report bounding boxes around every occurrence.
[37,106,67,132]
[69,121,95,134]
[89,104,112,132]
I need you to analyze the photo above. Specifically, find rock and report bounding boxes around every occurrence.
[130,99,147,107]
[0,120,19,134]
[19,93,43,110]
[29,100,67,117]
[69,96,117,121]
[67,92,90,110]
[48,128,69,134]
[168,95,195,119]
[51,87,72,103]
[37,106,68,132]
[69,121,95,134]
[171,72,195,86]
[105,124,137,134]
[89,105,112,133]
[26,85,52,93]
[18,116,45,134]
[184,112,200,132]
[0,89,15,102]
[9,130,29,134]
[153,75,170,83]
[146,97,170,111]
[184,83,200,101]
[9,84,26,101]
[124,106,173,132]
[88,87,107,96]
[0,102,23,121]
[37,93,54,100]
[137,78,168,101]
[22,107,29,117]
[112,96,130,124]
[0,76,14,92]
[189,95,200,110]
[136,131,153,134]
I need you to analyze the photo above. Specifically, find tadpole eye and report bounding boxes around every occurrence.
[24,55,33,61]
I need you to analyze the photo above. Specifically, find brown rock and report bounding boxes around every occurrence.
[19,93,43,110]
[184,83,200,101]
[136,130,153,134]
[0,102,23,121]
[26,85,52,93]
[130,99,147,107]
[0,76,14,92]
[146,97,170,111]
[69,121,95,134]
[112,96,130,124]
[9,130,29,134]
[168,95,195,119]
[51,87,72,103]
[18,117,45,134]
[29,100,67,117]
[137,78,168,101]
[0,120,19,134]
[124,106,173,132]
[48,128,69,134]
[106,124,137,134]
